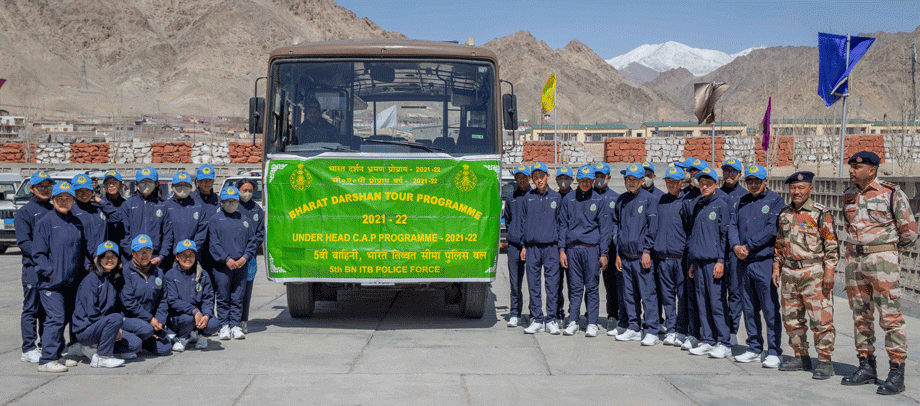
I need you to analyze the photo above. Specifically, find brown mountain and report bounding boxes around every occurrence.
[619,62,661,85]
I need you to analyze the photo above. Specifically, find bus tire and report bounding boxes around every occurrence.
[459,282,489,318]
[443,283,461,305]
[286,282,315,318]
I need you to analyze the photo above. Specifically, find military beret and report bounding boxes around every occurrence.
[785,171,815,185]
[848,151,880,166]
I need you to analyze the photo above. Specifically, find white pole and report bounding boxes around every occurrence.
[554,106,558,164]
[711,122,715,163]
[837,34,851,178]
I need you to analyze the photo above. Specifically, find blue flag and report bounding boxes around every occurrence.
[818,33,875,107]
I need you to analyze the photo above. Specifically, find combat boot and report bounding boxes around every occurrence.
[779,355,812,371]
[841,354,877,385]
[876,361,905,395]
[812,360,834,380]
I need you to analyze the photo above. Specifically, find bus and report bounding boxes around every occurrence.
[249,39,517,318]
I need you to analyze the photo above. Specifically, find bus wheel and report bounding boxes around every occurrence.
[286,282,315,318]
[443,283,462,305]
[459,282,489,318]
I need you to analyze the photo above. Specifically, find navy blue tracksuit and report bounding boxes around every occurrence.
[32,210,88,364]
[555,188,572,319]
[721,182,748,336]
[165,264,219,339]
[192,190,220,273]
[595,187,622,325]
[557,189,613,325]
[14,198,52,353]
[100,195,128,259]
[238,199,265,322]
[72,200,114,269]
[120,262,171,355]
[653,192,687,334]
[73,271,140,357]
[686,192,731,347]
[208,209,259,328]
[729,189,786,356]
[163,196,208,270]
[502,186,529,319]
[520,188,562,323]
[120,193,173,264]
[613,189,659,333]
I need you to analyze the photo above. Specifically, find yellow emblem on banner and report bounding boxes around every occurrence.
[290,163,312,191]
[454,165,477,192]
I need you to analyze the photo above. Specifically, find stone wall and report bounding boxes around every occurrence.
[0,143,26,163]
[604,138,646,163]
[644,137,684,164]
[229,142,263,164]
[522,141,561,163]
[70,143,109,164]
[151,142,192,163]
[33,143,71,164]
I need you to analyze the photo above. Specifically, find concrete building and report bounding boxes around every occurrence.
[634,121,747,138]
[528,124,630,143]
[0,116,25,139]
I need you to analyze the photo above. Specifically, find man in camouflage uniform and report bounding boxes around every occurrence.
[772,171,837,379]
[840,151,918,395]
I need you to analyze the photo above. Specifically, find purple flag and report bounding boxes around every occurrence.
[761,97,771,151]
[0,79,6,89]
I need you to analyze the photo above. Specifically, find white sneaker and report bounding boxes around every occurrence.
[762,355,781,368]
[681,336,699,351]
[663,332,678,346]
[20,348,41,363]
[507,317,520,328]
[546,321,561,335]
[709,344,731,359]
[90,354,125,368]
[689,343,714,356]
[562,321,579,336]
[37,360,68,373]
[219,325,231,340]
[172,340,187,352]
[734,350,761,363]
[195,337,208,349]
[673,334,686,347]
[641,333,660,346]
[729,334,738,346]
[241,321,248,334]
[62,359,78,367]
[167,332,177,341]
[615,329,642,341]
[585,324,599,337]
[230,326,246,340]
[115,352,137,360]
[607,326,626,337]
[523,321,545,334]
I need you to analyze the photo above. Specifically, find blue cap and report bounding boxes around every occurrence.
[556,166,573,178]
[664,166,685,181]
[172,171,192,186]
[721,158,742,172]
[785,171,815,185]
[71,174,93,191]
[531,162,548,174]
[197,164,216,180]
[221,186,240,201]
[690,159,710,171]
[52,182,75,197]
[103,170,122,183]
[641,161,655,173]
[175,239,198,254]
[696,167,719,182]
[621,163,645,179]
[675,157,696,169]
[745,165,767,180]
[131,234,153,252]
[513,164,531,176]
[848,151,881,166]
[576,165,594,180]
[96,240,119,257]
[136,166,159,182]
[30,171,51,186]
[592,162,610,175]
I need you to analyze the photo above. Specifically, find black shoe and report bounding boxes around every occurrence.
[876,361,905,395]
[812,360,834,380]
[779,355,812,371]
[841,355,878,386]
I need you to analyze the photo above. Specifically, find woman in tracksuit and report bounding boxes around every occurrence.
[165,239,219,351]
[15,171,54,364]
[73,241,141,368]
[120,234,172,356]
[120,166,172,270]
[163,171,207,271]
[208,186,259,340]
[236,178,264,333]
[99,170,128,260]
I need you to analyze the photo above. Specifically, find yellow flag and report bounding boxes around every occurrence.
[541,73,556,113]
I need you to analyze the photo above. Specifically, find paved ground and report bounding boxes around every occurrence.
[1,248,918,405]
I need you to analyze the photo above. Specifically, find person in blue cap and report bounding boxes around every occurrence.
[719,158,747,346]
[99,170,128,260]
[70,174,113,271]
[163,171,207,271]
[503,164,530,328]
[729,164,786,368]
[236,178,264,334]
[554,166,574,321]
[520,162,563,334]
[641,162,664,200]
[685,168,732,358]
[654,166,689,346]
[675,157,709,199]
[32,182,89,372]
[591,162,622,333]
[120,166,172,271]
[558,165,613,337]
[165,239,219,351]
[72,241,141,368]
[192,164,219,209]
[119,234,172,356]
[14,171,54,364]
[209,186,260,340]
[612,164,660,345]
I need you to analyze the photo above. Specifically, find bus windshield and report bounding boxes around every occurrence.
[264,59,497,157]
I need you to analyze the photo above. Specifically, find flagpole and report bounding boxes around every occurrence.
[837,34,850,178]
[554,106,558,164]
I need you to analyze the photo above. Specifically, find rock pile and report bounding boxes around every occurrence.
[70,143,110,163]
[229,142,263,163]
[192,142,230,165]
[604,138,646,163]
[151,142,192,163]
[0,143,26,163]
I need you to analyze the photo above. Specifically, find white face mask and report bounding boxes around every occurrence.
[173,185,191,199]
[690,177,700,188]
[644,177,654,188]
[138,182,155,196]
[238,192,253,203]
[222,201,239,214]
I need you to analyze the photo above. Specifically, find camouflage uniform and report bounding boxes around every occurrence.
[775,199,838,361]
[842,180,919,364]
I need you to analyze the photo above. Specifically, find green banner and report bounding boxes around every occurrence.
[265,157,500,282]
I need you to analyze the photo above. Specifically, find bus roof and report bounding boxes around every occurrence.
[270,39,498,64]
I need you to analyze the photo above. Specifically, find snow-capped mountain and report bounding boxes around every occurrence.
[607,41,764,76]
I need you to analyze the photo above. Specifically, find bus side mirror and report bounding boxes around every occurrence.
[502,94,517,130]
[249,97,265,134]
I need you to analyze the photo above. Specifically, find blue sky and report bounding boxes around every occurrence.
[337,1,920,57]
